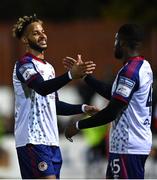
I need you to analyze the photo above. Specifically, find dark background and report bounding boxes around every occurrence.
[0,0,157,135]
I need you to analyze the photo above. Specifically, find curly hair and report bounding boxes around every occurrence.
[12,14,42,39]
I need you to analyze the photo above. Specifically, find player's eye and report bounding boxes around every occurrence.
[32,32,38,36]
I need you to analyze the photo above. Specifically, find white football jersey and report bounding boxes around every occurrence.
[110,56,153,154]
[13,53,59,147]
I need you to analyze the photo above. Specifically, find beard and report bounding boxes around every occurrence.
[28,39,47,53]
[114,42,123,59]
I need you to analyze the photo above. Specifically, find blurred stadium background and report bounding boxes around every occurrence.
[0,0,157,178]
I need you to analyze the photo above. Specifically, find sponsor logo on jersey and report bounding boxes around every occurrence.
[22,69,37,80]
[116,76,135,97]
[19,63,37,81]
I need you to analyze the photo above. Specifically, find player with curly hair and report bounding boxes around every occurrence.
[12,14,98,179]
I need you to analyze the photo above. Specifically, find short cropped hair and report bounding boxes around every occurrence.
[118,24,144,49]
[12,14,42,39]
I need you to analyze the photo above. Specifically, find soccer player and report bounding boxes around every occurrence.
[12,14,98,179]
[64,24,153,179]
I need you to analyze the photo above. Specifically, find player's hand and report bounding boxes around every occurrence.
[63,54,96,79]
[63,54,83,69]
[84,105,100,116]
[65,121,80,142]
[70,61,96,79]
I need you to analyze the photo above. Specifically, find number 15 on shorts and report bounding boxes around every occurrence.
[110,158,120,177]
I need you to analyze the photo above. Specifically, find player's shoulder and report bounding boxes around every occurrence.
[120,59,144,79]
[139,60,153,83]
[18,54,33,65]
[15,54,34,71]
[15,55,36,75]
[141,59,152,70]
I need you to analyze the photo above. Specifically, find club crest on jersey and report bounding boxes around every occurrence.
[38,161,48,171]
[116,76,135,97]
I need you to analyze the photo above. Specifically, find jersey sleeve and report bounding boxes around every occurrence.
[112,61,142,104]
[16,60,40,85]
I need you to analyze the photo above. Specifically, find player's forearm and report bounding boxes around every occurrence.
[56,100,83,115]
[84,75,112,100]
[77,98,127,129]
[29,72,71,96]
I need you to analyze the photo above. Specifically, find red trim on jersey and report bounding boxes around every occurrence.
[23,53,46,64]
[113,95,128,104]
[125,61,140,78]
[128,56,144,61]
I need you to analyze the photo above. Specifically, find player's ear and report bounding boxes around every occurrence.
[21,36,28,44]
[119,40,126,46]
[120,40,127,48]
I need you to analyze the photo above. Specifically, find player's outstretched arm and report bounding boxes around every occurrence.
[84,75,112,100]
[56,99,100,116]
[65,98,127,142]
[17,57,95,96]
[63,55,112,100]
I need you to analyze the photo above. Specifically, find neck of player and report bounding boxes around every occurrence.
[26,48,45,59]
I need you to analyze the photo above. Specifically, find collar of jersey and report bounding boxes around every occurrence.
[128,56,144,61]
[24,53,46,64]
